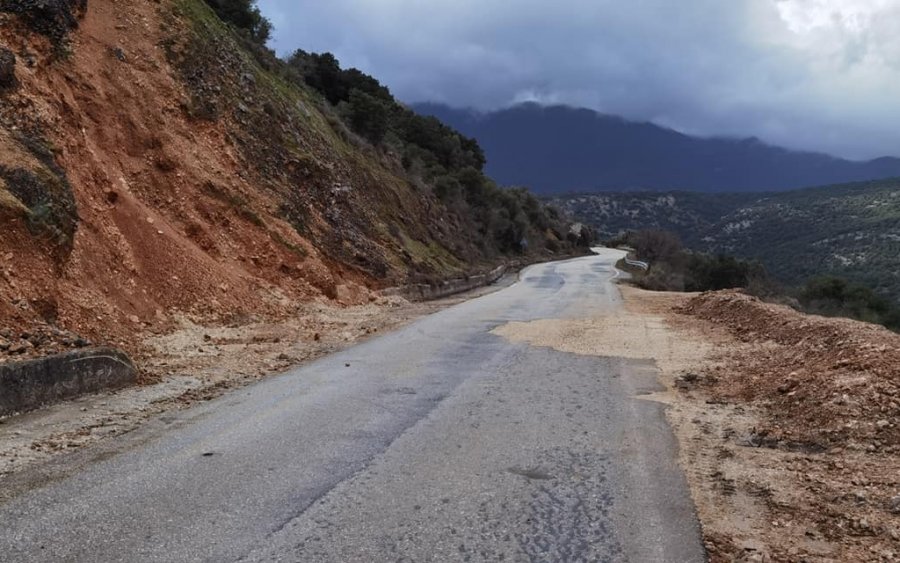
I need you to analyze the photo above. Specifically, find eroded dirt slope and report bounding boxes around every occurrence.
[0,0,527,361]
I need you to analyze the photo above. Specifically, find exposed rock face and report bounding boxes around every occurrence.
[0,47,13,88]
[0,0,87,40]
[0,165,79,255]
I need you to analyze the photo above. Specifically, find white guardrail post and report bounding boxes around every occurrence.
[624,257,649,270]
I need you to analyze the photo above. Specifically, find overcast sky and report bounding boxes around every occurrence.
[257,0,900,160]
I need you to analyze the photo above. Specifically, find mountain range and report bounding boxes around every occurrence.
[413,102,900,195]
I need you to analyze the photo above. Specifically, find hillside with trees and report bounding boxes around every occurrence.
[0,0,588,359]
[554,178,900,304]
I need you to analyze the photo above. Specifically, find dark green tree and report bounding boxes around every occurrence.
[343,89,391,144]
[204,0,271,44]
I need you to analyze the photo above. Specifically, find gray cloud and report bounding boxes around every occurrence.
[257,0,900,159]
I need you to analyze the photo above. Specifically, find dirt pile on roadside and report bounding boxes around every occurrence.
[617,286,900,562]
[679,290,900,453]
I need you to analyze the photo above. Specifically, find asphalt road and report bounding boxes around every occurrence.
[0,248,705,562]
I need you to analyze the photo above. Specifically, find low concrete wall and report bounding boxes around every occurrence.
[383,250,591,302]
[384,264,509,302]
[0,347,136,417]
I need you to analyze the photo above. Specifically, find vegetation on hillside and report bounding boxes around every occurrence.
[279,50,580,255]
[195,1,585,258]
[550,191,761,243]
[176,0,587,280]
[798,277,900,331]
[612,230,765,293]
[706,179,900,300]
[556,178,900,303]
[202,0,270,44]
[619,228,900,332]
[193,0,586,259]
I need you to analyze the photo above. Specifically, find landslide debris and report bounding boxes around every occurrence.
[0,319,89,362]
[679,290,900,453]
[0,0,585,369]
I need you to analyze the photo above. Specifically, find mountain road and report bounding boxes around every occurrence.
[0,248,705,562]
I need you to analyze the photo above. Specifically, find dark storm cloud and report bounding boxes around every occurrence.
[257,0,900,159]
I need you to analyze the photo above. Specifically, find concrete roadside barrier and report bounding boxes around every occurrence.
[383,264,508,302]
[0,347,136,417]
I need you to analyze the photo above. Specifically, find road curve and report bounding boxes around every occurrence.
[0,249,705,562]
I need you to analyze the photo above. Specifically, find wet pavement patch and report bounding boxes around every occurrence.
[507,466,554,480]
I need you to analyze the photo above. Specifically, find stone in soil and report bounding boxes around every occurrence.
[0,47,15,88]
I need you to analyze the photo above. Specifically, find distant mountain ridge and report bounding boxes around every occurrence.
[412,102,900,194]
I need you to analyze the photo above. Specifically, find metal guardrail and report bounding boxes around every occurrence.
[613,246,649,271]
[624,257,649,270]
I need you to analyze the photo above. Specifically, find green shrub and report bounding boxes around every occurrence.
[685,254,766,292]
[798,276,900,330]
[624,229,764,292]
[203,0,270,44]
[341,89,391,145]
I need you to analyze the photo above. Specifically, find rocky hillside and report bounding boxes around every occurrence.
[550,192,760,245]
[553,178,900,300]
[0,0,582,357]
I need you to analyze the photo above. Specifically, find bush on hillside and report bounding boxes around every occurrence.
[340,89,391,145]
[280,49,575,256]
[686,253,767,292]
[798,276,900,331]
[622,229,765,292]
[203,0,270,44]
[630,229,684,266]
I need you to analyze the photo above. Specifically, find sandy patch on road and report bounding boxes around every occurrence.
[493,287,770,560]
[491,287,708,377]
[492,284,900,562]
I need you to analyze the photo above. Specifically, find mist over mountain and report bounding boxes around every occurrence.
[413,103,900,195]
